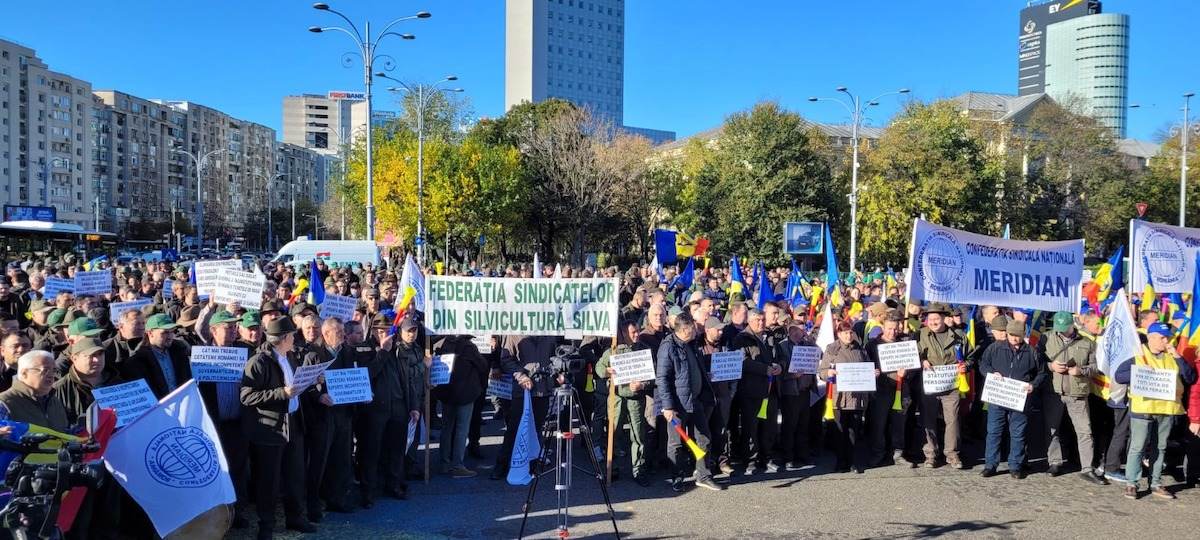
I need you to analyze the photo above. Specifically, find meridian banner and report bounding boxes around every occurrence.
[1129,219,1200,294]
[905,218,1083,313]
[424,276,619,337]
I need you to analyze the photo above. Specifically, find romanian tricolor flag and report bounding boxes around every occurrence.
[729,256,748,297]
[965,305,977,351]
[389,285,418,335]
[83,255,108,271]
[669,418,706,460]
[824,226,843,308]
[288,278,309,308]
[1084,245,1124,315]
[1176,253,1200,360]
[886,266,898,292]
[654,229,708,264]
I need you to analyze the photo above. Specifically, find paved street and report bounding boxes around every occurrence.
[231,418,1200,540]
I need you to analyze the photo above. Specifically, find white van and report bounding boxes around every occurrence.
[270,240,381,268]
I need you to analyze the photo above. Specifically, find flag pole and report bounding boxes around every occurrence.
[605,335,617,486]
[424,333,431,484]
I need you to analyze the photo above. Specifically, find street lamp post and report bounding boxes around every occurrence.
[808,87,910,271]
[310,2,428,243]
[378,73,463,264]
[316,125,365,240]
[172,144,221,253]
[256,172,286,251]
[1182,92,1195,227]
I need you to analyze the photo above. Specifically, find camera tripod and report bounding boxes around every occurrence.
[518,383,620,539]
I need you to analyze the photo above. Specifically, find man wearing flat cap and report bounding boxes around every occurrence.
[359,314,425,506]
[916,302,968,469]
[241,316,317,538]
[979,318,1046,480]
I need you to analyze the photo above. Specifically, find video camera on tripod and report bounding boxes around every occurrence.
[530,344,586,385]
[0,407,105,540]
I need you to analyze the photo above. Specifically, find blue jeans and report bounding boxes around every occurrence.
[985,405,1028,471]
[1125,415,1174,488]
[439,401,475,469]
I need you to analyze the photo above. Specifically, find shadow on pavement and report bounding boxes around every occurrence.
[875,519,1030,539]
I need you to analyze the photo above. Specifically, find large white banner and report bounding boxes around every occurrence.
[906,218,1084,312]
[1097,288,1140,375]
[1129,220,1200,294]
[194,259,241,297]
[424,276,620,337]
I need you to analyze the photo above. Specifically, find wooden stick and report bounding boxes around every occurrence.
[605,335,617,486]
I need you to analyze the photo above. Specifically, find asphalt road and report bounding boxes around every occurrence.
[230,414,1199,540]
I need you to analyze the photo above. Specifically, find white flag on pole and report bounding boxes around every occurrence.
[816,302,835,351]
[532,252,543,280]
[400,253,426,312]
[103,380,236,537]
[552,263,563,279]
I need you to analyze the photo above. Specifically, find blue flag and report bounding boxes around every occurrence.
[507,391,541,485]
[729,256,748,297]
[675,257,696,291]
[308,259,325,305]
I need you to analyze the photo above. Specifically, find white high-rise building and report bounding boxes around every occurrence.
[505,0,674,144]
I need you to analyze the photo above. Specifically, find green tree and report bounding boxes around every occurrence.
[696,102,837,262]
[858,100,1001,266]
[1142,120,1200,227]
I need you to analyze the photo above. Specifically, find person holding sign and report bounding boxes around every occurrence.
[432,334,489,479]
[298,318,361,518]
[240,317,317,537]
[978,319,1046,480]
[196,310,253,528]
[360,314,426,506]
[52,337,122,426]
[1038,311,1106,484]
[699,316,739,475]
[819,321,875,473]
[655,312,723,492]
[866,313,917,468]
[916,303,968,469]
[777,321,816,471]
[732,308,782,476]
[121,314,192,399]
[596,320,654,486]
[1112,323,1197,500]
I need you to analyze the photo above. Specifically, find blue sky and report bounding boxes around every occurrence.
[4,0,1195,141]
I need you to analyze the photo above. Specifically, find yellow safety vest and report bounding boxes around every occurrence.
[1129,346,1186,416]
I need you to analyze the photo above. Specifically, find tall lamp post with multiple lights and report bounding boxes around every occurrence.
[309,2,429,242]
[807,87,910,271]
[376,73,462,264]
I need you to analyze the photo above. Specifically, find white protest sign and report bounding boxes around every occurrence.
[487,375,514,400]
[194,259,241,297]
[981,373,1030,411]
[212,268,265,308]
[73,270,111,296]
[161,279,175,300]
[876,340,921,372]
[471,335,493,355]
[905,218,1083,312]
[43,276,74,298]
[424,276,620,337]
[319,293,357,322]
[834,362,876,392]
[430,354,456,386]
[922,364,959,394]
[91,379,158,428]
[788,346,822,374]
[109,298,152,325]
[1130,364,1178,401]
[609,349,655,385]
[325,367,373,405]
[710,351,744,382]
[190,346,248,383]
[1129,220,1200,294]
[291,360,335,392]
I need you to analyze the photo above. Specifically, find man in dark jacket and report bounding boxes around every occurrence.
[866,314,917,467]
[198,309,253,529]
[304,318,367,515]
[979,319,1046,479]
[433,334,488,478]
[240,317,316,539]
[104,308,144,374]
[655,312,723,492]
[53,337,122,425]
[492,334,558,480]
[733,308,783,474]
[360,314,425,506]
[120,313,191,399]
